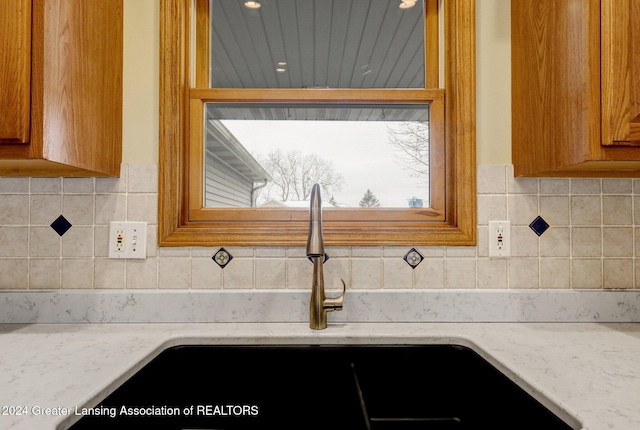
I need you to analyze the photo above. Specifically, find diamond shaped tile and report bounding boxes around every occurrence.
[308,253,330,264]
[50,215,72,236]
[403,247,424,269]
[212,247,233,269]
[529,216,550,236]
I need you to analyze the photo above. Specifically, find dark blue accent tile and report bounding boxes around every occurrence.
[403,247,424,269]
[212,247,233,269]
[529,216,550,236]
[50,215,72,236]
[308,253,330,264]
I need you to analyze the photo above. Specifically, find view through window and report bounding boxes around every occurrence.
[203,104,430,209]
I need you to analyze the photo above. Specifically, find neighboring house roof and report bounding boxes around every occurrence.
[258,199,311,208]
[258,199,348,208]
[205,119,271,183]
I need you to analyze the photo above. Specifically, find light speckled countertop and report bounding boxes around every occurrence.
[0,322,639,430]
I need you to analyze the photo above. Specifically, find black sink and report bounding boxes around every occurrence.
[69,345,575,430]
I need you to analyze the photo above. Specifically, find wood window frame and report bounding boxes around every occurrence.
[159,0,476,247]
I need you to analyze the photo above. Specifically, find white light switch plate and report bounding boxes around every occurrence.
[108,221,147,259]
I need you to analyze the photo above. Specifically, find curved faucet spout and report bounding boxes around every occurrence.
[306,183,345,330]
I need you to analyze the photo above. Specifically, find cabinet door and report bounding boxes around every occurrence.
[0,0,31,144]
[601,0,640,145]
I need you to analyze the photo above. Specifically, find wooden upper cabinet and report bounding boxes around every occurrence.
[512,0,640,177]
[601,0,640,145]
[0,0,31,144]
[0,0,123,177]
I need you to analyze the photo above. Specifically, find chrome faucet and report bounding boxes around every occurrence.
[307,183,346,330]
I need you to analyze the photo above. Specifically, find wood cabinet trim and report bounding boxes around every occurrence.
[0,0,31,144]
[512,0,640,177]
[0,0,123,177]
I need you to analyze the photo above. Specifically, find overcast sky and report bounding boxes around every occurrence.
[221,120,429,207]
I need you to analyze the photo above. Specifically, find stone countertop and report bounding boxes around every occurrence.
[0,322,639,430]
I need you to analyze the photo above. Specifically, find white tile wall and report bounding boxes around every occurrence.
[1,163,640,290]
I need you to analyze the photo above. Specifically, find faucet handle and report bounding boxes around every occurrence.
[324,279,346,312]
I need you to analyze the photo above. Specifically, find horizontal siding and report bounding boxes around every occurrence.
[204,153,254,207]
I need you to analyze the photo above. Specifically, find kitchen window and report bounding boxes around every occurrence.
[159,0,476,246]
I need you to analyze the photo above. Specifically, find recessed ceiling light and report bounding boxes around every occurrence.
[276,68,286,73]
[399,1,416,9]
[277,61,287,67]
[244,1,261,9]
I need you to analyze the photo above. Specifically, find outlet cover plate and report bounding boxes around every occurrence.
[108,221,147,259]
[489,220,511,258]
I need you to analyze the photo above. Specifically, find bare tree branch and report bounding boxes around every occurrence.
[386,122,429,179]
[256,149,344,204]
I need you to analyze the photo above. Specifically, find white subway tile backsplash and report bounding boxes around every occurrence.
[382,257,413,288]
[571,178,601,194]
[539,227,570,257]
[63,195,94,225]
[540,258,570,289]
[0,259,27,289]
[158,256,191,289]
[62,258,94,289]
[2,163,640,290]
[95,194,126,225]
[602,196,632,225]
[540,178,570,194]
[352,247,382,258]
[508,194,538,225]
[511,226,539,257]
[126,258,159,289]
[603,259,633,289]
[127,163,158,193]
[221,257,254,289]
[63,177,94,194]
[286,257,310,289]
[352,258,382,289]
[29,195,61,225]
[603,178,633,194]
[445,246,476,258]
[126,193,158,224]
[0,177,29,194]
[324,258,350,290]
[190,257,222,289]
[1,228,28,257]
[29,258,60,289]
[445,258,476,288]
[477,195,507,225]
[62,226,94,257]
[571,196,602,225]
[30,177,61,194]
[255,258,286,289]
[603,227,633,257]
[0,195,29,224]
[477,164,506,194]
[539,196,569,226]
[28,227,59,257]
[507,166,539,194]
[571,227,602,257]
[572,259,603,289]
[508,258,539,289]
[413,257,445,289]
[94,259,125,289]
[477,258,508,289]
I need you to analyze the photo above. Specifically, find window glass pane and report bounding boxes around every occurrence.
[210,0,426,88]
[203,103,430,208]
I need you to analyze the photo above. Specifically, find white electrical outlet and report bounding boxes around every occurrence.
[109,222,147,259]
[489,221,510,257]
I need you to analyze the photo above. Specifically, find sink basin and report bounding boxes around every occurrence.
[70,345,575,429]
